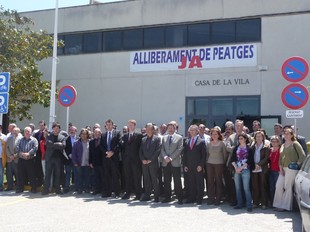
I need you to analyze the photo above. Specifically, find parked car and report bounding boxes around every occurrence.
[295,155,310,232]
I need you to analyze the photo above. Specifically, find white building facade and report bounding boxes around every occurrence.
[21,0,310,137]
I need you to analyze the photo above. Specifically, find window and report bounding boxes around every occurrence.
[212,21,235,43]
[188,23,210,46]
[64,34,83,54]
[195,98,209,115]
[123,29,143,50]
[212,98,233,116]
[166,25,187,47]
[83,32,102,53]
[57,18,261,55]
[236,19,261,42]
[103,31,122,52]
[236,97,260,115]
[57,35,64,55]
[144,27,165,49]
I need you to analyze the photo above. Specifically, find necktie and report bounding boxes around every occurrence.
[169,135,172,145]
[129,133,133,143]
[190,138,195,150]
[107,132,112,151]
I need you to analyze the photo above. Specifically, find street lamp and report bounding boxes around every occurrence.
[49,0,59,130]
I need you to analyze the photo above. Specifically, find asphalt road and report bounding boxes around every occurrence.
[0,191,302,232]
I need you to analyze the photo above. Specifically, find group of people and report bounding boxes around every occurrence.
[0,118,307,212]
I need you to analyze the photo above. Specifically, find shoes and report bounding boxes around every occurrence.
[161,198,172,203]
[56,190,63,195]
[30,189,37,194]
[77,190,82,195]
[153,198,159,203]
[41,191,48,195]
[140,196,151,201]
[196,201,202,205]
[114,195,120,199]
[101,194,111,198]
[230,202,237,207]
[184,199,195,204]
[274,208,285,212]
[262,205,267,210]
[133,196,141,201]
[178,200,183,205]
[247,207,253,212]
[16,190,24,194]
[207,200,215,205]
[5,188,13,191]
[253,204,259,208]
[234,206,242,209]
[92,191,100,195]
[122,194,130,200]
[214,201,220,206]
[63,189,70,194]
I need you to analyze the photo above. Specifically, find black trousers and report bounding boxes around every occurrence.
[123,160,142,198]
[223,166,236,204]
[17,158,36,191]
[142,161,159,198]
[187,167,204,202]
[163,163,183,200]
[94,165,105,193]
[44,156,63,192]
[103,158,121,196]
[34,155,44,188]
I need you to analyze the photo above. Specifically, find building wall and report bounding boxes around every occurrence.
[19,0,310,138]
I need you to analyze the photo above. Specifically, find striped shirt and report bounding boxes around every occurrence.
[16,136,38,159]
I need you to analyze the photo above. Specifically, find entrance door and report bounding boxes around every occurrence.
[186,95,261,131]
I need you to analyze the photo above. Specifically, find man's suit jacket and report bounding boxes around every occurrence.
[139,135,161,163]
[121,132,142,164]
[6,135,21,163]
[89,138,103,167]
[45,133,66,162]
[183,136,206,170]
[160,133,183,167]
[64,135,78,164]
[100,130,121,162]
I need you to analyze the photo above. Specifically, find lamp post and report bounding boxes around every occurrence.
[48,0,59,130]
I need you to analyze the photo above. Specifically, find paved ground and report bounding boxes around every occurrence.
[0,191,302,232]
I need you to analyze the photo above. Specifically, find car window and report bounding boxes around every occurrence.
[301,155,310,173]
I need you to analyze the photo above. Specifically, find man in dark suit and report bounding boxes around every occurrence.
[42,122,66,195]
[161,122,184,204]
[100,119,121,198]
[183,124,206,205]
[89,128,104,195]
[120,119,143,200]
[33,120,46,189]
[64,126,78,193]
[139,123,162,202]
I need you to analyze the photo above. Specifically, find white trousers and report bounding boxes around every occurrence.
[273,167,298,211]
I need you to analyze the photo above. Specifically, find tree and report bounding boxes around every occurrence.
[0,7,60,121]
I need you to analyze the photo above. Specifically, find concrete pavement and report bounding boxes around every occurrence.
[0,191,302,232]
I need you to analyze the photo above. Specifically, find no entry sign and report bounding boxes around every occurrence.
[58,85,77,107]
[281,83,309,109]
[281,57,309,82]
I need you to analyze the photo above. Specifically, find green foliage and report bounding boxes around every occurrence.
[0,7,62,121]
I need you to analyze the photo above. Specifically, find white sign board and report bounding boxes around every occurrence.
[130,43,257,72]
[286,110,303,118]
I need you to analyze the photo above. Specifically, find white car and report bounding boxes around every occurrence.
[295,155,310,232]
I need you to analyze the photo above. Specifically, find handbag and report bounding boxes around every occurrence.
[288,162,299,170]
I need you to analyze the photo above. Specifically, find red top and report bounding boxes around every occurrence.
[40,139,46,160]
[269,148,280,171]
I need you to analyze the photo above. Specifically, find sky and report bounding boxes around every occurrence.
[1,0,122,12]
